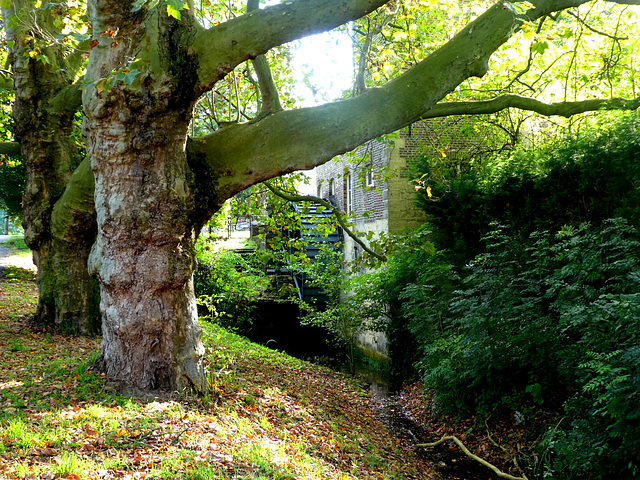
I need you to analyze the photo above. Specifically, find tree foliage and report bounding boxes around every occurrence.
[339,110,640,478]
[194,247,269,331]
[414,111,640,263]
[0,85,22,219]
[0,156,25,219]
[414,220,640,478]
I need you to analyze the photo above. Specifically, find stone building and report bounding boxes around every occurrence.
[315,118,486,364]
[316,118,484,263]
[316,133,416,264]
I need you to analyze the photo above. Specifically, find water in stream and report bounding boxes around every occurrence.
[356,370,495,480]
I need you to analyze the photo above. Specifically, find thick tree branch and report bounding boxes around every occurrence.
[189,1,587,196]
[52,82,84,121]
[246,0,283,114]
[50,158,96,241]
[187,0,638,215]
[263,181,387,262]
[0,142,22,156]
[193,0,389,89]
[196,0,634,87]
[250,56,283,114]
[422,94,640,118]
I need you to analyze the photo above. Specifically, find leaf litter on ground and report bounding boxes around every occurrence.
[0,265,437,479]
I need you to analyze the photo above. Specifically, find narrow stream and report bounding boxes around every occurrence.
[357,371,494,480]
[243,301,495,480]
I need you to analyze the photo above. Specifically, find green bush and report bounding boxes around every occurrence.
[413,112,640,264]
[0,157,26,220]
[401,219,640,478]
[194,243,269,332]
[340,225,459,381]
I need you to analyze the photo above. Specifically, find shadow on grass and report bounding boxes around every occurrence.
[0,268,433,480]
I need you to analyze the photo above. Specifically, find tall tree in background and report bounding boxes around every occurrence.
[0,0,639,393]
[2,3,99,333]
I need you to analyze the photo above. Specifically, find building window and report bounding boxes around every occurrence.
[345,173,352,212]
[365,166,374,188]
[317,183,322,198]
[329,179,335,197]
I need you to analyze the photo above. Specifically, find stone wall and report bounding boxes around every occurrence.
[315,118,486,361]
[315,138,389,224]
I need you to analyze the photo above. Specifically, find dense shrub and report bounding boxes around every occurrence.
[0,157,26,220]
[359,113,640,478]
[331,225,460,381]
[414,112,640,264]
[400,219,640,478]
[194,242,270,331]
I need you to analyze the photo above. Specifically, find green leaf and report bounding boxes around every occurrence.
[7,15,19,29]
[70,33,92,42]
[123,69,140,84]
[532,40,549,55]
[560,28,573,39]
[113,69,140,85]
[165,0,188,19]
[166,4,181,19]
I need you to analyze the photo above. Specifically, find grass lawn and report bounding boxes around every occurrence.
[0,237,30,256]
[0,264,435,480]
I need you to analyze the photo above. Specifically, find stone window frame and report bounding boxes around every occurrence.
[345,173,353,213]
[365,165,375,188]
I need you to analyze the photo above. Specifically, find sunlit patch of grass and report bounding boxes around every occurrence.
[155,449,199,476]
[99,450,127,470]
[188,463,230,479]
[52,451,95,477]
[0,290,431,479]
[5,458,44,478]
[0,236,30,256]
[0,266,38,322]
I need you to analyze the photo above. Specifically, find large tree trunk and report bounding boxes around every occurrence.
[5,0,100,334]
[83,6,206,392]
[30,238,100,335]
[46,160,100,334]
[16,90,100,336]
[85,106,205,391]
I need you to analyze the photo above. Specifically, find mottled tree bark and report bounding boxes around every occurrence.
[3,1,100,334]
[85,103,205,390]
[83,6,206,391]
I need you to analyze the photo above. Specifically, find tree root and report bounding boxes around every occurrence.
[416,435,528,480]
